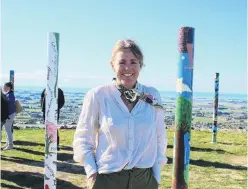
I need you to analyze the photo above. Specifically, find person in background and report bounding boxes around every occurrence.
[2,82,15,150]
[73,39,168,189]
[1,90,10,143]
[41,88,65,150]
[1,91,9,127]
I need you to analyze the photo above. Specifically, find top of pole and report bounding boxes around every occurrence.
[214,73,220,79]
[178,27,195,53]
[48,32,59,35]
[47,32,60,61]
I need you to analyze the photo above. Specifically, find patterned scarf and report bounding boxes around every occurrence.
[113,78,164,109]
[115,82,140,103]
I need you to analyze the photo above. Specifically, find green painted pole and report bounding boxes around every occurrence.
[172,27,195,189]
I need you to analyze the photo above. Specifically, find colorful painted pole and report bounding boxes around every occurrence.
[44,32,60,189]
[212,73,219,143]
[10,70,14,90]
[172,27,195,189]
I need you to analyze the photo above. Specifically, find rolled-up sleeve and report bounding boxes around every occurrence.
[152,91,168,184]
[73,89,99,178]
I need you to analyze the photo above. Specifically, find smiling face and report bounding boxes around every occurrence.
[111,49,141,89]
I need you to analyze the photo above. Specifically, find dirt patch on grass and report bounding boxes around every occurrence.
[213,171,245,181]
[228,156,247,166]
[1,160,88,189]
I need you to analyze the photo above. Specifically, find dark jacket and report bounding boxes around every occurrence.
[1,91,9,122]
[6,91,15,115]
[41,88,65,120]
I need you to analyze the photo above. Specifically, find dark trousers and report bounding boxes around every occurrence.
[93,168,158,189]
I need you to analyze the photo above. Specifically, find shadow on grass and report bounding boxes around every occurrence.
[13,146,72,157]
[58,152,73,162]
[14,147,44,156]
[166,157,246,170]
[1,156,43,167]
[1,155,86,175]
[190,159,247,170]
[11,146,73,163]
[14,140,45,147]
[167,157,173,164]
[1,170,84,189]
[13,140,72,151]
[167,145,234,154]
[1,183,23,189]
[214,142,244,146]
[60,145,73,151]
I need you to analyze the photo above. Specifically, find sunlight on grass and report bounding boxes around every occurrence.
[1,129,247,189]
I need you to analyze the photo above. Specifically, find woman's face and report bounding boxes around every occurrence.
[111,49,141,89]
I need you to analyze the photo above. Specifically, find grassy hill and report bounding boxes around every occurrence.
[1,129,247,189]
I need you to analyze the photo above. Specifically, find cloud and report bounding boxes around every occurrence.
[0,71,109,81]
[0,74,8,80]
[0,71,46,80]
[63,78,69,83]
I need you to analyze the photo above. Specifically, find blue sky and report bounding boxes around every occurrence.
[1,0,247,94]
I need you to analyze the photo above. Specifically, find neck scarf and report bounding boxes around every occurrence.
[115,83,139,103]
[113,78,165,110]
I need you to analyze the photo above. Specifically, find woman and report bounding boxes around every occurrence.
[73,39,168,189]
[2,82,15,150]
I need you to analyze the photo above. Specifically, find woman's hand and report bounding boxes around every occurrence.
[87,173,97,189]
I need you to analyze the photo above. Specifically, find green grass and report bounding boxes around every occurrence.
[193,116,226,123]
[1,129,247,189]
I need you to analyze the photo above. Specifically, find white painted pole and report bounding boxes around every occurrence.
[44,32,60,189]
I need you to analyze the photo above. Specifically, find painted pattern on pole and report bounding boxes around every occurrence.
[44,32,60,189]
[212,73,219,143]
[10,70,15,90]
[172,27,195,189]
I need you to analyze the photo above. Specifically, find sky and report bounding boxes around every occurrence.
[1,0,247,94]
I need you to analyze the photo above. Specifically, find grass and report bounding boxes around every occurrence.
[192,116,226,124]
[1,129,247,189]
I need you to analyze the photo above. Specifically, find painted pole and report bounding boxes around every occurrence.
[44,32,60,189]
[172,27,195,189]
[212,73,219,143]
[10,70,15,90]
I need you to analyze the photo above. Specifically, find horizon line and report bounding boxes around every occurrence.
[13,85,247,96]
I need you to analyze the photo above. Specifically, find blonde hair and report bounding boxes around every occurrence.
[111,39,144,68]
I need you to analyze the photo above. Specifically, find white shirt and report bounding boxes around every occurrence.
[73,82,168,184]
